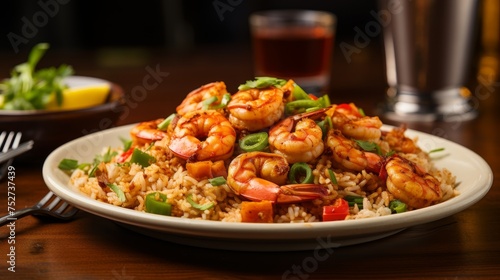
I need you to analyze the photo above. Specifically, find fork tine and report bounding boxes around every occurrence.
[46,196,62,210]
[36,191,55,208]
[1,132,15,153]
[12,132,22,149]
[0,131,7,150]
[54,201,70,215]
[63,207,79,218]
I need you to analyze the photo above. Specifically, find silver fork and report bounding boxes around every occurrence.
[0,131,22,181]
[0,191,78,226]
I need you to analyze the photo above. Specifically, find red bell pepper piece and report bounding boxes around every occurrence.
[116,147,134,163]
[322,198,349,221]
[308,93,319,100]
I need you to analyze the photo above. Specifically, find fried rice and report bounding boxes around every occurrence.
[67,80,458,224]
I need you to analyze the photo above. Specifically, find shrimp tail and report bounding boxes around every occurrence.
[276,184,328,203]
[238,178,281,202]
[169,136,200,160]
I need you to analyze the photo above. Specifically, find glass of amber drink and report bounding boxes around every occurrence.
[250,10,336,96]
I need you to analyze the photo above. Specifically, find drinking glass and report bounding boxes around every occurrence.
[379,0,479,122]
[249,10,336,96]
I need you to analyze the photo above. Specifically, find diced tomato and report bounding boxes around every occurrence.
[116,147,134,163]
[241,201,274,223]
[308,93,319,100]
[337,103,363,117]
[322,198,349,221]
[336,103,352,111]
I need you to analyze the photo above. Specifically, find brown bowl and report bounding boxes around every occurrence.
[0,80,125,164]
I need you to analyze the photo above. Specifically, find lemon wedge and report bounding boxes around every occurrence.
[46,76,111,110]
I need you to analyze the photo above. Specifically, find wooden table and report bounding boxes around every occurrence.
[1,46,498,279]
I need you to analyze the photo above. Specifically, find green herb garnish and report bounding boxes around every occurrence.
[389,199,407,213]
[238,77,287,91]
[208,176,227,186]
[157,113,176,130]
[108,183,126,202]
[429,147,445,154]
[186,194,214,211]
[0,43,74,110]
[58,158,79,171]
[130,148,156,167]
[355,140,382,155]
[328,169,338,185]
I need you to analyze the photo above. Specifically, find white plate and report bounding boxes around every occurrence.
[42,124,493,251]
[63,76,111,88]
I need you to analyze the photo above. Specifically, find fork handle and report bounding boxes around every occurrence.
[0,207,35,227]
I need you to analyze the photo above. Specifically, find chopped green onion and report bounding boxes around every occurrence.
[58,158,79,171]
[289,162,314,184]
[58,158,91,173]
[305,106,321,112]
[88,164,99,177]
[209,176,227,186]
[326,116,333,132]
[355,140,382,155]
[385,150,396,157]
[292,83,310,100]
[327,169,338,185]
[157,113,176,130]
[207,93,231,110]
[345,195,364,209]
[345,195,363,203]
[389,199,407,213]
[285,95,330,115]
[316,119,328,137]
[317,94,331,107]
[108,183,126,202]
[239,132,268,152]
[285,99,319,115]
[238,77,287,91]
[429,147,445,154]
[145,192,172,215]
[202,96,218,110]
[186,194,214,211]
[344,195,363,209]
[130,148,156,167]
[358,107,366,117]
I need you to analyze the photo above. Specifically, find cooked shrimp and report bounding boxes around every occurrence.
[329,103,382,141]
[326,129,383,173]
[130,119,169,146]
[227,152,328,203]
[227,85,285,131]
[268,108,327,164]
[176,82,228,115]
[383,124,420,154]
[384,155,442,208]
[168,110,236,161]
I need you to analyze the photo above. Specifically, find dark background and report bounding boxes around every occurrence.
[0,0,488,96]
[0,0,382,52]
